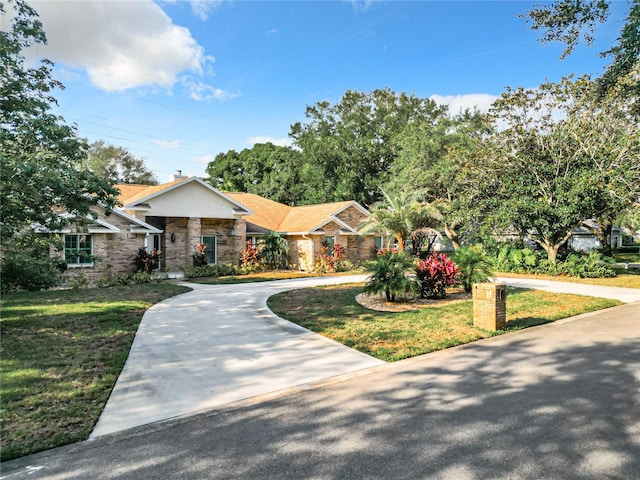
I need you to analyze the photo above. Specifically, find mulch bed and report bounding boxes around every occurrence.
[355,288,472,312]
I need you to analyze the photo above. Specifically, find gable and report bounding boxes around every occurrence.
[120,179,251,219]
[335,204,369,230]
[51,205,161,234]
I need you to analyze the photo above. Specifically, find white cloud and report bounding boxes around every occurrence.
[430,93,499,114]
[181,79,240,102]
[189,0,223,21]
[154,139,181,150]
[192,154,214,164]
[349,0,374,13]
[24,0,225,96]
[248,136,293,147]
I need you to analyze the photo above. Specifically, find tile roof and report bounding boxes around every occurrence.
[225,193,357,233]
[224,193,290,231]
[278,201,354,232]
[115,179,187,206]
[116,182,365,233]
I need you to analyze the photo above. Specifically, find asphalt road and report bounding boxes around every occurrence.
[2,301,639,480]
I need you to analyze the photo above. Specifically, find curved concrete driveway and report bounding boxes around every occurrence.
[91,275,381,438]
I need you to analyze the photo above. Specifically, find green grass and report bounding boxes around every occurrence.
[0,283,191,461]
[495,271,640,288]
[613,252,640,263]
[267,284,621,362]
[187,270,362,284]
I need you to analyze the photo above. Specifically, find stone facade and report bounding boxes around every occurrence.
[201,218,243,265]
[336,205,368,230]
[155,217,246,271]
[62,209,147,285]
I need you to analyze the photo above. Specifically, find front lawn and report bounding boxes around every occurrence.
[0,283,191,462]
[186,270,362,284]
[267,284,621,362]
[495,271,640,288]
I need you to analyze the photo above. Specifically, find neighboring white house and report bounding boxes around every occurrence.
[569,222,624,252]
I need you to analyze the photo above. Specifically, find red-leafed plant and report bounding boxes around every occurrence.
[315,241,347,273]
[414,252,460,299]
[193,242,208,267]
[241,240,261,265]
[240,240,261,272]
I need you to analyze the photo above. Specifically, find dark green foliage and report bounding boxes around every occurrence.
[522,0,639,110]
[386,110,492,249]
[261,232,288,269]
[133,247,159,273]
[453,245,494,292]
[86,140,158,185]
[494,245,540,273]
[363,252,416,302]
[522,0,610,59]
[1,235,66,292]
[290,89,448,206]
[492,244,616,278]
[206,143,305,205]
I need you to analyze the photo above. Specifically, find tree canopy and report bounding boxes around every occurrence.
[206,142,305,205]
[289,88,448,206]
[475,76,639,262]
[523,0,640,107]
[86,141,158,185]
[0,0,118,241]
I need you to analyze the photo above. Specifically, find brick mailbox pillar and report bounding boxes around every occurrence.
[473,283,507,331]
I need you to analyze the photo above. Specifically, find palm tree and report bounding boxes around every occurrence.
[358,189,442,253]
[261,232,288,269]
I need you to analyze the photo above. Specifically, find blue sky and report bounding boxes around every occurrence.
[17,0,630,182]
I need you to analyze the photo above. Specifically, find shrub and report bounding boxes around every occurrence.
[240,240,261,272]
[134,247,160,273]
[363,252,416,302]
[262,232,288,269]
[414,252,460,299]
[453,245,494,292]
[0,235,66,293]
[96,272,120,288]
[558,251,616,278]
[131,271,152,284]
[494,244,539,273]
[68,272,89,290]
[314,241,349,273]
[193,243,208,267]
[184,263,239,279]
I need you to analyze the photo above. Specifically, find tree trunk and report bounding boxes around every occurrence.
[396,235,405,252]
[444,223,461,250]
[596,218,613,257]
[544,244,559,264]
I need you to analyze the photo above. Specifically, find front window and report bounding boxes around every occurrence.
[374,236,383,251]
[201,236,217,264]
[64,234,93,265]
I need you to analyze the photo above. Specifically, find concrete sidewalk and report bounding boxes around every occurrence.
[90,274,381,438]
[3,302,639,479]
